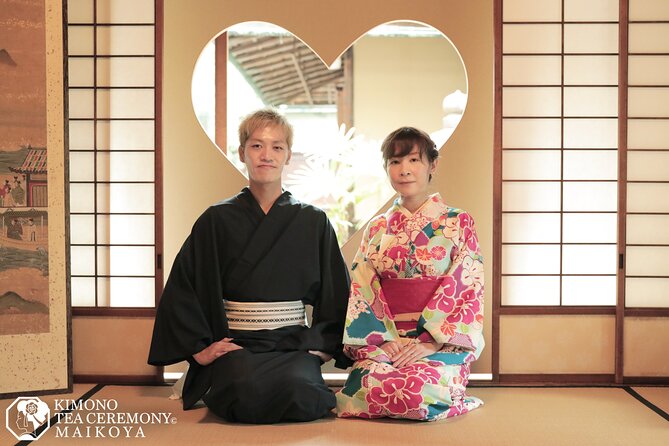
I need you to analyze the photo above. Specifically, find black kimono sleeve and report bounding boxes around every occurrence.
[275,213,350,357]
[147,208,228,366]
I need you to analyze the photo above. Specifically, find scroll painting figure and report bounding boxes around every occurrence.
[149,109,350,424]
[336,127,484,421]
[0,0,50,336]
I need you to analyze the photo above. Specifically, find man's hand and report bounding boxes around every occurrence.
[390,341,443,368]
[308,350,333,363]
[192,338,242,366]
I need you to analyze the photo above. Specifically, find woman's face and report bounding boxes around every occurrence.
[386,146,436,200]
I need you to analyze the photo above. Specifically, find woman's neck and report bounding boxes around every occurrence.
[399,193,430,214]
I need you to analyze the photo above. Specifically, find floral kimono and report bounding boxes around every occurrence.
[336,193,484,421]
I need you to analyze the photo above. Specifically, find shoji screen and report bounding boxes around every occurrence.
[497,0,669,382]
[497,0,619,380]
[626,1,669,309]
[624,0,669,378]
[501,0,618,308]
[67,0,161,310]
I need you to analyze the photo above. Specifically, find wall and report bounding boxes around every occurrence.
[354,34,468,142]
[157,0,494,375]
[71,0,494,378]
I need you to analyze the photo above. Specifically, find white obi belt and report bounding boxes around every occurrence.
[223,299,308,331]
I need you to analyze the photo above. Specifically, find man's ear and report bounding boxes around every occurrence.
[238,146,245,163]
[285,148,292,165]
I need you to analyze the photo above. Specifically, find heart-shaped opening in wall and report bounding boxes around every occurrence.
[192,21,467,245]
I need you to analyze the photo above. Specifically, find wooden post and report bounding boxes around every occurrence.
[215,33,228,153]
[337,48,353,129]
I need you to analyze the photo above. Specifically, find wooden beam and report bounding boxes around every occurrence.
[241,47,314,70]
[337,48,353,128]
[289,53,313,104]
[271,71,342,104]
[215,32,227,153]
[247,58,323,79]
[228,36,277,54]
[233,39,302,61]
[264,69,341,96]
[256,64,334,90]
[616,0,629,386]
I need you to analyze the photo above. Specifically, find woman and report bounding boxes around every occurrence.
[335,127,484,421]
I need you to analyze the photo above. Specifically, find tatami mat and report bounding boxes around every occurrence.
[632,386,669,415]
[2,385,668,445]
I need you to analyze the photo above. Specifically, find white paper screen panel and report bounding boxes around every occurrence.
[502,182,562,211]
[626,278,669,308]
[630,0,669,20]
[501,2,620,307]
[503,0,562,22]
[625,8,669,309]
[67,0,158,308]
[564,0,618,21]
[503,56,562,85]
[564,56,618,85]
[628,119,669,149]
[502,276,561,306]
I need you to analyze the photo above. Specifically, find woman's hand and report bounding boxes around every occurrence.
[380,340,404,358]
[391,341,443,368]
[192,338,242,366]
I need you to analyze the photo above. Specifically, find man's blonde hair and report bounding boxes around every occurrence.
[238,108,294,149]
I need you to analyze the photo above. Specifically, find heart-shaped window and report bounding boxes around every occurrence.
[192,21,467,244]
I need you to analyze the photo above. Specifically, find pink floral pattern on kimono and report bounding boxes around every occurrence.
[335,194,484,421]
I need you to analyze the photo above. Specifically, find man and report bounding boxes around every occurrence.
[148,109,350,424]
[7,218,23,240]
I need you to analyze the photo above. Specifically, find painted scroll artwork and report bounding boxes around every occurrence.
[0,0,49,335]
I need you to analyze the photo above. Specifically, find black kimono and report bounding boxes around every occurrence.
[148,188,350,423]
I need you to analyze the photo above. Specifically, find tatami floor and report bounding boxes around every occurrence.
[2,384,667,445]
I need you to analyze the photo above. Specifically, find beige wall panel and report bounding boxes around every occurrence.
[163,0,494,374]
[499,315,615,373]
[354,35,466,142]
[624,318,669,376]
[73,317,155,375]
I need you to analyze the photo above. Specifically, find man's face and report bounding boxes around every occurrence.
[239,125,291,187]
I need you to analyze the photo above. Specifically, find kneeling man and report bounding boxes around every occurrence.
[148,109,350,423]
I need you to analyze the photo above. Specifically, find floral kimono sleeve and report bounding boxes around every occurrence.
[342,218,399,363]
[417,212,484,359]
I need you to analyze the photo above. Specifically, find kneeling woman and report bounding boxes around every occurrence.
[336,127,484,421]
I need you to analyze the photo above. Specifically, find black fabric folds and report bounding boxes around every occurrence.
[148,188,350,418]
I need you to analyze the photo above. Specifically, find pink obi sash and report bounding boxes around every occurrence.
[380,277,442,334]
